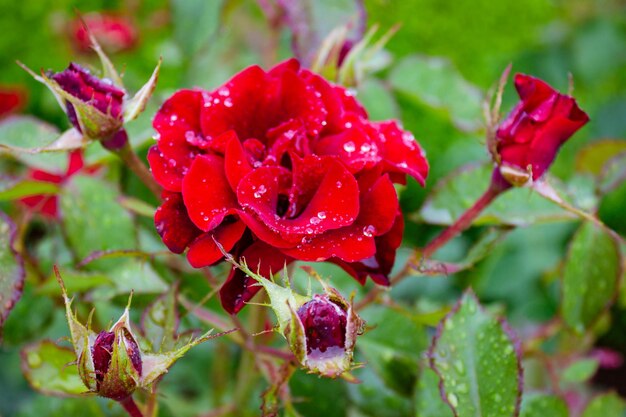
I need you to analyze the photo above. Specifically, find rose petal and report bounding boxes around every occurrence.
[153,89,203,170]
[313,125,381,173]
[281,226,376,262]
[371,121,429,186]
[219,241,292,314]
[201,62,326,146]
[224,135,253,190]
[182,154,238,231]
[155,192,202,254]
[238,156,359,236]
[332,212,404,285]
[279,169,397,263]
[148,145,186,192]
[187,219,247,267]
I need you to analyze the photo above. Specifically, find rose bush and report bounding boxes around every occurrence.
[492,73,589,187]
[149,59,429,313]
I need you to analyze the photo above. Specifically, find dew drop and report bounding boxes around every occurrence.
[362,225,376,237]
[343,141,356,153]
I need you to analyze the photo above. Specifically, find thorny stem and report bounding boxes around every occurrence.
[356,182,505,310]
[120,396,144,417]
[113,141,162,198]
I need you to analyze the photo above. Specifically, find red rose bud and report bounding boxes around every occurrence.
[50,62,126,141]
[288,292,363,377]
[493,73,589,187]
[20,46,160,147]
[82,326,142,400]
[148,59,429,313]
[72,13,138,54]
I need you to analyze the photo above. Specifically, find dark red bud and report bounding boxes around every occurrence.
[51,63,125,132]
[297,294,347,358]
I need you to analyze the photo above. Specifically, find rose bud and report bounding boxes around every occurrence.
[220,254,364,378]
[49,63,126,146]
[492,73,589,188]
[288,291,363,378]
[19,41,160,150]
[71,13,138,54]
[79,322,143,400]
[54,266,219,402]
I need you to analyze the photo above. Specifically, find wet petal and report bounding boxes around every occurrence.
[182,154,238,231]
[154,192,202,254]
[187,219,247,267]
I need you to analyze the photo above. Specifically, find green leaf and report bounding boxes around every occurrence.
[0,211,25,328]
[92,259,168,299]
[347,365,413,417]
[389,55,484,132]
[599,151,626,195]
[60,175,137,270]
[520,394,568,417]
[415,367,454,417]
[429,290,522,417]
[359,305,427,396]
[419,163,575,226]
[290,371,349,417]
[172,0,223,57]
[561,358,599,383]
[575,139,626,176]
[20,340,87,396]
[37,269,112,296]
[561,221,622,332]
[0,116,75,171]
[141,284,180,352]
[0,179,60,201]
[582,393,625,417]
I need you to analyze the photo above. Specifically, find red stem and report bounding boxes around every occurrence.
[420,183,502,260]
[120,397,144,417]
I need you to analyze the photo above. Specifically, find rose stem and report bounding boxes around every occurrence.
[120,396,144,417]
[356,181,505,310]
[113,142,162,198]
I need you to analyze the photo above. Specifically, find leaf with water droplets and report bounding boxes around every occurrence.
[20,340,87,396]
[561,221,622,333]
[582,392,625,417]
[415,367,454,417]
[520,394,568,417]
[60,175,137,270]
[0,211,25,329]
[429,290,523,417]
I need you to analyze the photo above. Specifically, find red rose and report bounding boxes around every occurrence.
[20,150,99,218]
[72,13,138,54]
[149,59,428,313]
[494,74,589,185]
[0,86,27,118]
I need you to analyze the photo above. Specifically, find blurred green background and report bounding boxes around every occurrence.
[1,0,625,416]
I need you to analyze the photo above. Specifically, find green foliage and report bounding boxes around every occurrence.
[20,340,86,396]
[561,221,622,332]
[429,291,522,417]
[520,393,569,417]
